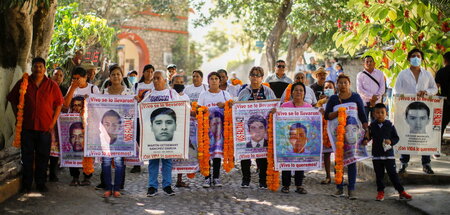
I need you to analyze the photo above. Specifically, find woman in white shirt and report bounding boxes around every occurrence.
[184,70,208,102]
[394,48,438,175]
[198,72,232,188]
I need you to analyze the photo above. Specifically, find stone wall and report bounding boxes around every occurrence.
[0,147,21,185]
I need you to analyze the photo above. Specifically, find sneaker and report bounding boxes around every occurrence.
[36,185,48,193]
[240,181,250,188]
[332,189,345,197]
[281,186,290,193]
[113,191,121,198]
[69,178,80,186]
[213,178,223,187]
[103,191,112,198]
[80,178,91,186]
[147,187,157,197]
[295,186,307,194]
[95,183,105,190]
[423,165,434,174]
[398,164,408,174]
[259,183,267,190]
[348,190,357,200]
[376,191,385,201]
[130,166,141,173]
[163,186,175,196]
[399,191,412,200]
[203,178,211,188]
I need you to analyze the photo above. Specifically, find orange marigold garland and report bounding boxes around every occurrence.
[80,104,94,175]
[187,173,196,179]
[334,107,347,184]
[284,84,293,103]
[197,106,211,176]
[231,79,243,86]
[266,113,280,191]
[13,73,29,148]
[223,100,234,172]
[262,83,270,88]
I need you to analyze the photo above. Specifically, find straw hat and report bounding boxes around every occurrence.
[80,62,98,70]
[312,67,329,80]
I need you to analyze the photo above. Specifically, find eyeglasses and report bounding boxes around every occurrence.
[277,65,285,68]
[249,73,263,77]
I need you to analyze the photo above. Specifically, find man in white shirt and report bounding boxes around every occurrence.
[394,48,438,175]
[217,69,239,98]
[184,70,208,102]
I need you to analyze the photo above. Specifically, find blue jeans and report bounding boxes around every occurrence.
[148,159,172,189]
[336,163,357,191]
[101,157,124,191]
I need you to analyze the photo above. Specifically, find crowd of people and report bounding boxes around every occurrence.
[7,49,450,202]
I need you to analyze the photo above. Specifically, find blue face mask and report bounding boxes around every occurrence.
[410,57,421,67]
[324,88,334,97]
[128,76,137,85]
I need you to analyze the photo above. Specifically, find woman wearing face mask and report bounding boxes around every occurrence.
[280,71,317,105]
[394,48,438,175]
[315,80,336,184]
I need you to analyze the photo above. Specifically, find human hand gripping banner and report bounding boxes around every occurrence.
[327,102,369,165]
[233,100,279,160]
[85,94,137,157]
[172,117,199,173]
[393,95,443,155]
[139,101,190,160]
[58,113,84,167]
[274,108,323,171]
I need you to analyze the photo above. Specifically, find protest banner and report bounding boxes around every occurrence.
[233,100,279,160]
[85,94,137,157]
[327,102,370,165]
[393,95,443,155]
[172,118,199,173]
[58,113,83,167]
[274,108,323,171]
[139,101,190,160]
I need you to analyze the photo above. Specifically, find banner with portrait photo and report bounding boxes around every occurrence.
[172,117,199,173]
[139,101,190,160]
[85,94,137,157]
[274,108,323,171]
[327,102,370,165]
[393,95,443,155]
[58,113,83,167]
[233,100,279,160]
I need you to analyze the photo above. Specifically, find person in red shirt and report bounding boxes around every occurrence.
[7,57,64,193]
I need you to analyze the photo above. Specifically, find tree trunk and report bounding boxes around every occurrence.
[265,0,292,73]
[286,32,318,75]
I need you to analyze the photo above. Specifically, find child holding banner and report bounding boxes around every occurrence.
[279,82,311,194]
[364,103,412,201]
[198,72,232,188]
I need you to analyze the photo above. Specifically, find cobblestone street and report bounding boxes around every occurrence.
[0,165,423,215]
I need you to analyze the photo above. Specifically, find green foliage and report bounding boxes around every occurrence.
[333,0,449,85]
[172,36,203,72]
[226,58,253,71]
[204,27,230,59]
[187,41,203,72]
[47,3,116,69]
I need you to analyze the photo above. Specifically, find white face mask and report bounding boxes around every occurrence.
[410,57,421,67]
[324,89,334,97]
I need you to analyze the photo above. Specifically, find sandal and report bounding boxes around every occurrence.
[103,191,112,198]
[320,178,331,184]
[281,186,290,193]
[113,191,121,198]
[295,186,308,194]
[175,181,190,188]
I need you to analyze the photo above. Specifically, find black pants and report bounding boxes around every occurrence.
[241,158,267,184]
[69,167,92,178]
[21,130,51,189]
[48,156,59,179]
[282,171,304,187]
[441,104,450,137]
[373,159,404,192]
[400,154,431,165]
[205,158,221,179]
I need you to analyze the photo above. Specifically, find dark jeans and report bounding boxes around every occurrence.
[400,154,431,165]
[364,105,373,122]
[281,171,304,187]
[205,158,221,179]
[101,157,124,191]
[373,159,404,192]
[336,163,357,191]
[48,156,59,179]
[69,167,92,179]
[98,164,126,188]
[21,130,51,189]
[441,104,450,137]
[241,158,267,184]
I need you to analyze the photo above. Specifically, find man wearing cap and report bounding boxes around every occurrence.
[80,62,98,85]
[264,60,293,98]
[167,64,177,84]
[356,55,386,119]
[310,67,329,100]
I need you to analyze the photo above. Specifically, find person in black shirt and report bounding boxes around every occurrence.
[435,52,450,138]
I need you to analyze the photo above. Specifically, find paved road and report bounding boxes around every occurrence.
[0,165,423,215]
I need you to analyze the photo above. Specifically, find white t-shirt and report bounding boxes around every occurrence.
[225,84,240,98]
[179,93,190,101]
[142,88,180,102]
[135,82,155,96]
[69,83,100,97]
[103,87,134,95]
[184,84,208,102]
[198,90,232,108]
